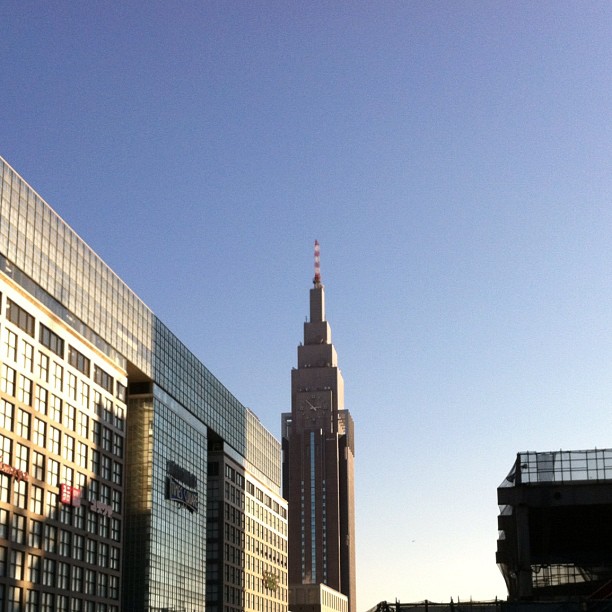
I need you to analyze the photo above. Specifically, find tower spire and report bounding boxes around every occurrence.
[284,241,357,612]
[313,240,321,287]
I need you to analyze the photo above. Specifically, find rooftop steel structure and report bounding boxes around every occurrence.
[497,449,612,601]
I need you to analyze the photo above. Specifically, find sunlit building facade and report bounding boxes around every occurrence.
[0,157,287,612]
[207,435,288,612]
[0,284,127,612]
[289,583,348,612]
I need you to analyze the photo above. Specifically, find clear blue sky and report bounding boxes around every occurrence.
[2,1,612,607]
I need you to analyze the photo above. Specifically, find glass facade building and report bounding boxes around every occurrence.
[497,449,612,601]
[0,157,286,612]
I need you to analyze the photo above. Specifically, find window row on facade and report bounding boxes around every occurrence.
[0,404,124,479]
[222,478,287,536]
[0,515,119,568]
[0,584,120,612]
[1,335,125,435]
[0,281,127,612]
[1,295,126,403]
[1,482,122,541]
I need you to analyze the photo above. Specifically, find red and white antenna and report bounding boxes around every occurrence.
[313,240,321,286]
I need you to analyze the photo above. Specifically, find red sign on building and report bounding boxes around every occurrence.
[60,483,72,504]
[59,484,82,507]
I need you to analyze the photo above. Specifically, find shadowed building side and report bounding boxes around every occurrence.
[497,449,612,601]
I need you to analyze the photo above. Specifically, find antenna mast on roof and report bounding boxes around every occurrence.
[313,240,321,287]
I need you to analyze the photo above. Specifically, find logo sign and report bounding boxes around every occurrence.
[0,462,29,481]
[166,461,198,513]
[167,461,197,488]
[59,484,71,505]
[263,571,279,591]
[59,484,82,507]
[90,500,112,517]
[167,475,199,513]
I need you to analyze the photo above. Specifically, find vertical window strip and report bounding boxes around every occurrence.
[310,431,316,583]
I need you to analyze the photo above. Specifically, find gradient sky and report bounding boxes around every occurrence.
[2,2,612,607]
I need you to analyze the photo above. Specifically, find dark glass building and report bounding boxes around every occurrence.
[0,157,287,612]
[497,448,612,601]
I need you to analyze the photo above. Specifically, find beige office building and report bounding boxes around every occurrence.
[207,431,288,612]
[0,270,127,611]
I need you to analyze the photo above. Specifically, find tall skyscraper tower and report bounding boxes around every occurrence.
[282,242,356,612]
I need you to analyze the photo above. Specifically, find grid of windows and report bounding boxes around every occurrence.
[516,449,612,484]
[0,158,152,373]
[207,455,288,612]
[123,394,207,610]
[0,285,126,610]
